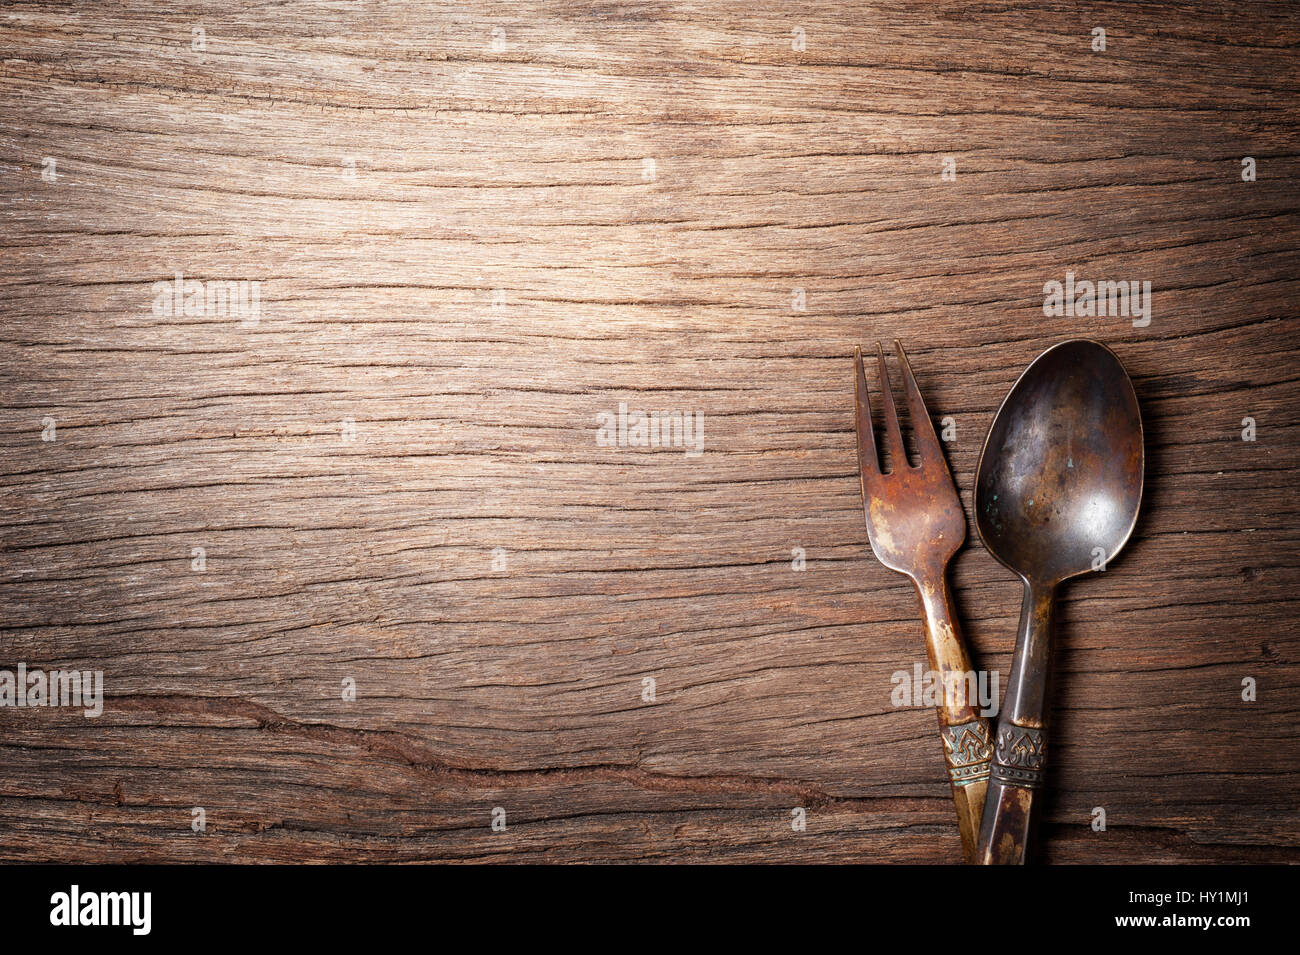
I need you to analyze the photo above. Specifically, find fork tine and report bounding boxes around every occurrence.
[853,346,880,482]
[875,342,909,471]
[894,340,946,466]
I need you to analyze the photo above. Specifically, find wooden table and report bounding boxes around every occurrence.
[1,1,1296,863]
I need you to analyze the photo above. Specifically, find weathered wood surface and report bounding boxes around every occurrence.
[0,1,1297,863]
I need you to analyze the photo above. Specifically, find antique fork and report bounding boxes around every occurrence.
[853,341,991,862]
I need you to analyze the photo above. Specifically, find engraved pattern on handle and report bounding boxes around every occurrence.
[991,725,1047,787]
[943,720,993,786]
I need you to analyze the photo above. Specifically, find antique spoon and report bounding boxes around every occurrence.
[972,340,1143,864]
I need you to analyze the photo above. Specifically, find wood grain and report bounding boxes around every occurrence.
[0,1,1297,862]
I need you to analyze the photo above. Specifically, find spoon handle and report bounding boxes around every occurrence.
[975,583,1055,864]
[914,572,992,863]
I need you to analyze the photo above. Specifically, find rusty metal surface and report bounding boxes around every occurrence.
[854,341,992,861]
[972,340,1144,864]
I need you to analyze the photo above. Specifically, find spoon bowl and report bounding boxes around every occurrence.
[972,340,1143,865]
[976,340,1143,585]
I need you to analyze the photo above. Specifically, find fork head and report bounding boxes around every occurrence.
[854,341,966,580]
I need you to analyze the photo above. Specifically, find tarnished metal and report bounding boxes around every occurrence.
[972,339,1144,865]
[854,341,991,862]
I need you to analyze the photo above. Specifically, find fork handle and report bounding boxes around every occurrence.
[975,583,1056,864]
[915,573,992,863]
